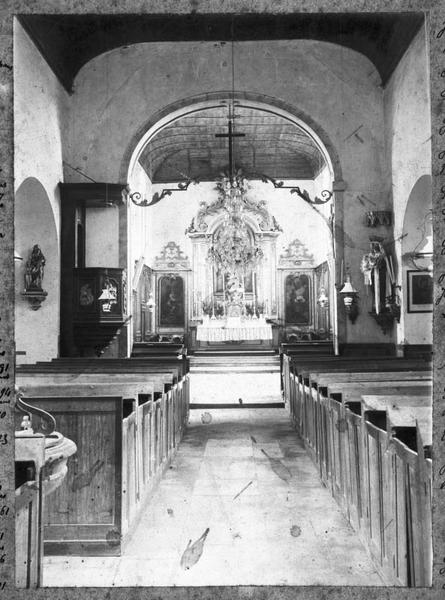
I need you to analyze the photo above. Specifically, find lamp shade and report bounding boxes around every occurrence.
[98,288,115,301]
[339,275,357,295]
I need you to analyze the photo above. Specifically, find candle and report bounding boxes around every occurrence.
[374,267,380,315]
[340,259,344,285]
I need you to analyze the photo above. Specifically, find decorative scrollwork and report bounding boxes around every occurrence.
[129,177,199,208]
[15,388,57,436]
[258,174,333,204]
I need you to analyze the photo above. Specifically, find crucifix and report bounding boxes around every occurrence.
[215,105,245,186]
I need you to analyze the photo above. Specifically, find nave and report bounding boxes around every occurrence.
[42,402,383,587]
[11,10,435,590]
[15,343,432,588]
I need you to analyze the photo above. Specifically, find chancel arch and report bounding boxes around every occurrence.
[126,96,340,351]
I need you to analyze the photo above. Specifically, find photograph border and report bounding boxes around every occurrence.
[1,1,444,599]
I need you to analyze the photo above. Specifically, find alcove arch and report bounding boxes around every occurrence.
[15,177,60,363]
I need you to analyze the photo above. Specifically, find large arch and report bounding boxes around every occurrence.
[120,91,342,184]
[124,92,345,352]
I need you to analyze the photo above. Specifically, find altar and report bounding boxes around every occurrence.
[196,316,272,342]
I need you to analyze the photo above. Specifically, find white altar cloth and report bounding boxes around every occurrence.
[197,318,272,342]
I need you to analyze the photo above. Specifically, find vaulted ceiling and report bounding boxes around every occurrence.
[139,104,326,183]
[18,11,424,184]
[19,12,424,93]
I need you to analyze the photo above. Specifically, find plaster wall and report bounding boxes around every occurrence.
[14,20,68,363]
[145,179,330,269]
[128,161,151,270]
[65,38,391,343]
[383,26,432,346]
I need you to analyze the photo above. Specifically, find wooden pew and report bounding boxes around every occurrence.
[289,374,432,587]
[298,367,430,461]
[317,383,432,504]
[359,395,431,586]
[281,353,430,407]
[43,355,190,377]
[17,371,190,556]
[17,372,176,395]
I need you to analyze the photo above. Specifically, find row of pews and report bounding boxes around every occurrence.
[281,347,432,587]
[15,345,190,586]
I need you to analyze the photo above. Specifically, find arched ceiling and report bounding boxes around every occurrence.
[18,12,424,93]
[139,104,326,183]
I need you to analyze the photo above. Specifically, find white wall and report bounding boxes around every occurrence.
[14,27,429,351]
[65,38,391,344]
[383,26,432,347]
[14,20,68,363]
[145,179,331,270]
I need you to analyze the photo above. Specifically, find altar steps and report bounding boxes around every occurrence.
[189,351,280,374]
[193,348,276,357]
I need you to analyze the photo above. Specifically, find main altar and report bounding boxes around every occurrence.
[196,316,272,342]
[188,172,280,343]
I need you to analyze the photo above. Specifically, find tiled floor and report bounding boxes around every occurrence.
[43,402,384,586]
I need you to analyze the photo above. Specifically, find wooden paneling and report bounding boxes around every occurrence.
[15,435,46,588]
[22,396,122,556]
[20,372,190,556]
[281,352,432,587]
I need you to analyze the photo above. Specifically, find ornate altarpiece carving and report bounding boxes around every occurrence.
[186,177,282,319]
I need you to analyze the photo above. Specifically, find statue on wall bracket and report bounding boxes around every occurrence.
[21,244,48,310]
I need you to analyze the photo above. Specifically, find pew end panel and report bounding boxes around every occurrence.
[15,434,46,588]
[21,396,123,556]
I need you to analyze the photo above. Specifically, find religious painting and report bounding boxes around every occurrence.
[159,275,185,326]
[407,270,433,313]
[284,273,311,325]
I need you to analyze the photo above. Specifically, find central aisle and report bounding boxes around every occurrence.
[119,408,384,586]
[43,405,384,587]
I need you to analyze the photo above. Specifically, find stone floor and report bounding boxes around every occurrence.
[190,372,282,405]
[43,403,384,587]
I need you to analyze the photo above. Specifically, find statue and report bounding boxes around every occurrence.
[25,245,46,291]
[226,273,244,304]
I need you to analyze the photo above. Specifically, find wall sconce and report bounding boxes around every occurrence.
[339,275,359,323]
[317,287,329,309]
[98,279,118,313]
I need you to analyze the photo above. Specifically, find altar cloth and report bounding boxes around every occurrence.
[197,319,272,341]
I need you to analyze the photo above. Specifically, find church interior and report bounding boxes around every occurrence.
[12,10,433,588]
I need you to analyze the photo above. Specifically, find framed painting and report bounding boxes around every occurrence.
[284,272,312,325]
[159,274,185,327]
[407,270,433,313]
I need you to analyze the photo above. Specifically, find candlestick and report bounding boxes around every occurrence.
[374,268,380,315]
